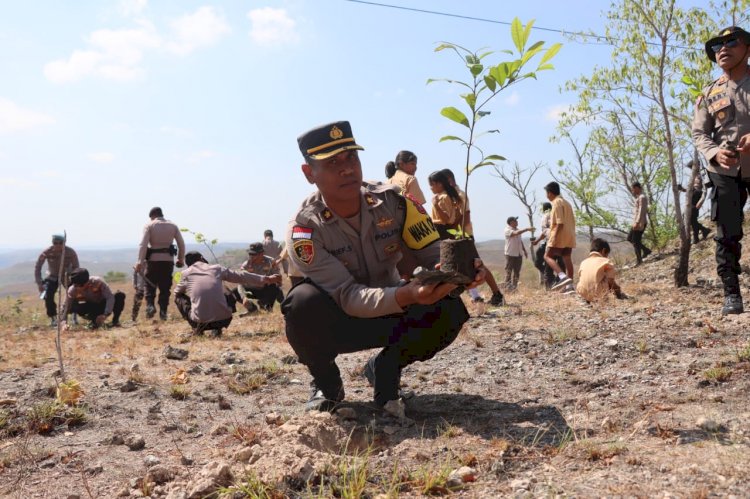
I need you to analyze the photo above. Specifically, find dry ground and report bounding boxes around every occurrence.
[0,241,749,498]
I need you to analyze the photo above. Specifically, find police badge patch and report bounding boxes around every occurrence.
[291,226,315,264]
[293,240,315,264]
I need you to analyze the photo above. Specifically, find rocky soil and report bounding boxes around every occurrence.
[1,238,749,498]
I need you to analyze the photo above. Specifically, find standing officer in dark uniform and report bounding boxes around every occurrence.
[135,207,185,320]
[34,234,79,326]
[282,121,484,412]
[693,26,750,315]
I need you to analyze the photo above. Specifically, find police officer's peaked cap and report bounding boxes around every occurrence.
[705,26,750,62]
[52,234,65,243]
[185,251,206,266]
[247,242,264,255]
[297,121,364,160]
[70,268,89,286]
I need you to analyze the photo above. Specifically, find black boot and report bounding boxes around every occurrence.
[306,380,344,412]
[722,294,744,315]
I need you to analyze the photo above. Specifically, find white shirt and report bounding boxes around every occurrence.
[504,225,525,257]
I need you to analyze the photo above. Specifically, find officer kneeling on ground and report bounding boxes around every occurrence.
[61,268,125,330]
[235,242,284,312]
[283,121,485,412]
[174,251,281,336]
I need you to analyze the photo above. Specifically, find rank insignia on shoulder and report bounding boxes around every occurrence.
[321,208,333,221]
[384,243,400,254]
[292,226,313,240]
[376,217,394,228]
[365,194,376,206]
[718,111,726,120]
[293,240,315,265]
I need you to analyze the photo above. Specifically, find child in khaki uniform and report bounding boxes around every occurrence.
[576,238,626,302]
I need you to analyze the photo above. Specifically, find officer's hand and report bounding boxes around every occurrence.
[95,315,107,326]
[466,259,487,290]
[265,275,283,285]
[396,280,457,307]
[176,260,184,268]
[696,201,703,210]
[134,262,142,273]
[38,284,45,293]
[716,148,739,168]
[738,134,750,152]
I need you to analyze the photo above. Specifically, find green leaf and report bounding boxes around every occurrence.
[477,111,491,117]
[469,161,494,173]
[522,19,535,50]
[511,18,524,53]
[210,239,218,245]
[483,75,496,92]
[478,50,494,60]
[434,43,455,52]
[440,107,470,127]
[539,43,562,65]
[527,40,544,53]
[461,93,477,110]
[485,154,507,161]
[490,63,509,87]
[439,135,467,144]
[469,64,483,77]
[537,64,554,71]
[180,228,189,232]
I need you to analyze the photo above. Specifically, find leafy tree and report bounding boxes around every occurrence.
[429,18,561,235]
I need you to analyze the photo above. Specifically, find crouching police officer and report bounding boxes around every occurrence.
[61,268,125,329]
[693,26,750,315]
[282,121,484,412]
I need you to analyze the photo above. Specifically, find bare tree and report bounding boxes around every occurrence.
[492,161,544,233]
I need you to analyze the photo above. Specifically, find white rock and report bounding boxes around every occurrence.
[696,417,721,432]
[383,399,406,419]
[144,455,160,467]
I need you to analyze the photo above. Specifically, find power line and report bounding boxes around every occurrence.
[342,0,699,51]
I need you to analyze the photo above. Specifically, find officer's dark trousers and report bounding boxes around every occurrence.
[174,293,234,333]
[627,228,649,264]
[282,282,469,406]
[70,292,125,325]
[533,243,559,288]
[708,172,750,296]
[690,190,709,243]
[145,261,173,313]
[43,278,59,318]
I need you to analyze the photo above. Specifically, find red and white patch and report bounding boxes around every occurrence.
[292,226,313,240]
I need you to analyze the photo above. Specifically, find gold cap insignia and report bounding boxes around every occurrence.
[321,208,333,220]
[721,29,732,36]
[329,126,344,140]
[365,194,376,206]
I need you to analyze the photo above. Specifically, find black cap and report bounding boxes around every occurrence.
[52,234,65,243]
[705,26,750,62]
[297,121,364,160]
[70,268,89,286]
[185,251,206,266]
[248,242,264,255]
[507,216,518,224]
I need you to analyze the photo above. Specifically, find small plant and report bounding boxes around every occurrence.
[170,386,190,400]
[103,270,127,282]
[703,366,732,383]
[180,227,220,262]
[412,458,457,495]
[227,361,286,395]
[219,471,284,499]
[437,420,462,439]
[584,441,627,462]
[736,343,750,362]
[230,424,262,446]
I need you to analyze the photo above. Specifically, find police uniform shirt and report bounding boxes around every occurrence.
[286,182,441,318]
[175,262,266,323]
[240,255,278,276]
[137,217,186,264]
[693,70,750,178]
[262,239,283,259]
[63,277,114,316]
[35,246,80,286]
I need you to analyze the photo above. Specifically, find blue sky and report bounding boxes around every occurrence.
[0,0,711,249]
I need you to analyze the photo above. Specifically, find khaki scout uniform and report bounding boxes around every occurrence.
[388,169,427,205]
[692,69,750,298]
[286,182,441,318]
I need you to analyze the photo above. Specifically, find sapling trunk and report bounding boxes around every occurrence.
[55,231,67,382]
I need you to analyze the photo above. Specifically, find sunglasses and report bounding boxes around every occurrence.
[712,37,741,53]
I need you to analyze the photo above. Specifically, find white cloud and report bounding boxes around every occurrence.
[44,6,230,83]
[247,7,300,46]
[166,6,231,56]
[160,125,193,138]
[187,149,217,163]
[545,104,570,122]
[88,152,116,163]
[44,23,160,83]
[0,98,55,133]
[503,91,520,106]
